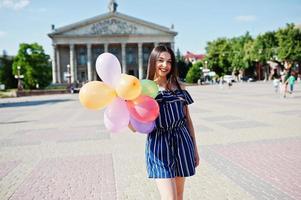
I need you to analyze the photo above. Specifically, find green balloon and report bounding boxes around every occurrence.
[140,79,159,98]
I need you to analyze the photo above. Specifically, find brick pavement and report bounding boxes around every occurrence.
[0,81,300,200]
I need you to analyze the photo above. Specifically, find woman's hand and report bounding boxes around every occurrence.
[194,148,200,167]
[128,123,136,132]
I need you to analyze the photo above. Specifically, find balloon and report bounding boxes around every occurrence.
[79,81,116,110]
[104,98,130,132]
[130,117,155,134]
[96,53,121,87]
[127,95,159,122]
[115,74,142,100]
[140,79,159,98]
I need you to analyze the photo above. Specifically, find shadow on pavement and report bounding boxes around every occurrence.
[0,99,72,108]
[0,120,35,124]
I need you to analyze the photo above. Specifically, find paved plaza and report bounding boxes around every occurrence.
[0,82,300,200]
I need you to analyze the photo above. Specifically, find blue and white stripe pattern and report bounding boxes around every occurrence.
[146,89,196,178]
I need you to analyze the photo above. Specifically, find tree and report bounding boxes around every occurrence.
[252,31,278,63]
[0,52,17,89]
[12,43,52,89]
[251,31,279,80]
[276,23,301,62]
[228,32,253,74]
[243,40,257,77]
[175,48,192,81]
[185,61,202,83]
[205,38,232,75]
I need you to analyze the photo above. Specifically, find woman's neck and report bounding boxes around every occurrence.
[154,76,168,88]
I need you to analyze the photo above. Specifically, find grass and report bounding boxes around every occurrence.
[0,89,17,98]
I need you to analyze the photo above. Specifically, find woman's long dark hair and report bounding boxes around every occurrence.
[146,45,181,91]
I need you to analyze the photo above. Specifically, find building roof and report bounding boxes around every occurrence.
[48,11,177,38]
[184,51,205,60]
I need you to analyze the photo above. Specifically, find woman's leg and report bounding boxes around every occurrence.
[155,178,177,200]
[175,177,185,200]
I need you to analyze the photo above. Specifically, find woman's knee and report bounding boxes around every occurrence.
[155,178,177,200]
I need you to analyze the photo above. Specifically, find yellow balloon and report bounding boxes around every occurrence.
[115,74,141,100]
[79,81,116,110]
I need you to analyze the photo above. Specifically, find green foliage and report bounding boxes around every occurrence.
[13,43,52,89]
[228,32,253,71]
[203,23,301,79]
[0,53,17,89]
[252,31,278,63]
[175,49,192,80]
[185,61,202,83]
[276,23,301,62]
[177,59,191,80]
[205,38,232,75]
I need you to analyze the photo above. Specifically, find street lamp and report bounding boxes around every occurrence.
[65,64,73,93]
[14,66,24,91]
[66,64,71,85]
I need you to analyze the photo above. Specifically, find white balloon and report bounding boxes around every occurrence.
[96,53,121,87]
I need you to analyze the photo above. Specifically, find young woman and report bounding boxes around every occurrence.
[144,45,199,200]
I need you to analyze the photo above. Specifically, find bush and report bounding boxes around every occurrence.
[185,62,203,83]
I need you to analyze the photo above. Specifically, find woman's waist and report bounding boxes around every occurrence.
[154,120,187,132]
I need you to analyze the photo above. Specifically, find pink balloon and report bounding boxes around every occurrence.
[96,53,121,87]
[127,95,159,123]
[130,116,155,134]
[104,98,129,132]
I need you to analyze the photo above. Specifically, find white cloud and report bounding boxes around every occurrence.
[0,0,30,10]
[235,15,257,22]
[0,31,7,38]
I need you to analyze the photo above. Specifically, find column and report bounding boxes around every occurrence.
[104,43,108,52]
[56,46,61,83]
[171,42,175,51]
[51,44,57,83]
[87,44,92,81]
[154,42,159,48]
[69,44,75,83]
[138,43,143,79]
[121,43,126,73]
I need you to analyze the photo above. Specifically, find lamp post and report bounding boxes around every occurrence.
[14,66,24,91]
[205,60,208,69]
[66,64,72,93]
[204,60,209,83]
[66,64,71,85]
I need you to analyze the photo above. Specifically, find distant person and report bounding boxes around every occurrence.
[282,61,292,98]
[219,77,224,89]
[273,77,280,93]
[129,45,199,200]
[227,78,232,88]
[285,71,297,95]
[273,73,280,93]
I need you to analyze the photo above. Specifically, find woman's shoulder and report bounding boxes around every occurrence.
[178,81,187,90]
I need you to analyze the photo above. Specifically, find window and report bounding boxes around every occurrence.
[77,47,87,65]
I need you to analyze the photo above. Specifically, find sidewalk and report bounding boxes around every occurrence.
[0,82,300,200]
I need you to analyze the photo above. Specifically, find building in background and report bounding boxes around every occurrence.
[48,1,177,84]
[184,51,205,64]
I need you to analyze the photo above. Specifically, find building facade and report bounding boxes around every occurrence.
[48,7,177,84]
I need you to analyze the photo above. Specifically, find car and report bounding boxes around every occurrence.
[223,75,234,83]
[241,76,256,82]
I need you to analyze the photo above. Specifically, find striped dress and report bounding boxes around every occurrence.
[146,89,196,178]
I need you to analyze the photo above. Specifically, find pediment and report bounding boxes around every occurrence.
[49,12,177,37]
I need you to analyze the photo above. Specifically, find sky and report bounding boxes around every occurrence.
[0,0,301,58]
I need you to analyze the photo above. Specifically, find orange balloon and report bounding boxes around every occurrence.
[127,95,159,122]
[79,81,116,110]
[115,74,141,100]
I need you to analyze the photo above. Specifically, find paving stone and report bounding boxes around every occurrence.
[0,82,300,200]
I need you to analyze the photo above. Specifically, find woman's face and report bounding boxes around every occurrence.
[155,51,172,79]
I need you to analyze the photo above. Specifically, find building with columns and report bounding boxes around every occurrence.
[48,4,177,84]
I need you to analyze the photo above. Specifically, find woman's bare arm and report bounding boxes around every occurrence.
[184,105,200,167]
